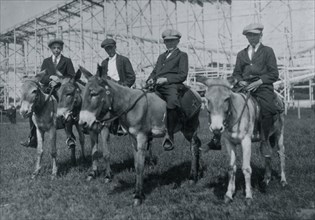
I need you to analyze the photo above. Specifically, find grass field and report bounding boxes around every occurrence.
[0,109,314,220]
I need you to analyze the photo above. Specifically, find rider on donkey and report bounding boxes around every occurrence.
[208,23,280,154]
[100,38,136,135]
[21,38,75,148]
[146,29,188,151]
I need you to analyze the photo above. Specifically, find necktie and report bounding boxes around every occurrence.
[251,46,255,60]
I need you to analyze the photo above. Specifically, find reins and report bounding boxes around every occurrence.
[95,87,148,126]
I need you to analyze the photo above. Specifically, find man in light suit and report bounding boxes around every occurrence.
[100,38,136,135]
[146,29,189,151]
[21,39,75,148]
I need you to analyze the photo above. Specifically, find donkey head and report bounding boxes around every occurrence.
[198,77,233,135]
[57,69,83,121]
[79,65,112,131]
[19,70,46,118]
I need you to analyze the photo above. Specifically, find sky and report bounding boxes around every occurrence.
[0,0,67,33]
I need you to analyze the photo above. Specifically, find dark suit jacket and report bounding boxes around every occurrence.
[40,55,75,85]
[232,44,279,85]
[232,44,279,116]
[147,48,188,84]
[101,54,135,87]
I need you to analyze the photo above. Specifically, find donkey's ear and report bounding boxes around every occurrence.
[226,76,237,87]
[196,76,212,86]
[79,65,93,79]
[35,69,47,81]
[96,64,103,78]
[74,69,82,81]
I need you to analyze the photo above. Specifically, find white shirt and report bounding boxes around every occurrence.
[166,48,178,59]
[52,54,61,65]
[248,42,261,60]
[107,54,120,81]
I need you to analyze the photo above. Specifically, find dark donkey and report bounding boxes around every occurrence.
[56,70,86,165]
[79,65,202,206]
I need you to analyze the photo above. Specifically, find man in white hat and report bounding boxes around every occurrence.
[208,23,280,154]
[146,29,188,151]
[21,38,75,148]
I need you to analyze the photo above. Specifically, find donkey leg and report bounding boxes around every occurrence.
[241,136,253,205]
[224,137,237,203]
[49,127,58,179]
[65,122,76,165]
[100,126,112,183]
[189,134,201,184]
[32,129,44,179]
[75,123,86,160]
[278,131,288,187]
[87,131,99,181]
[133,133,147,206]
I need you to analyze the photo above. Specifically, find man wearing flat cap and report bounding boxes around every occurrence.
[100,38,136,135]
[100,38,135,87]
[146,29,188,151]
[21,38,75,148]
[208,23,280,154]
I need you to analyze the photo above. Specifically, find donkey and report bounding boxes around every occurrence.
[56,69,86,165]
[20,72,58,179]
[79,65,202,206]
[198,77,287,205]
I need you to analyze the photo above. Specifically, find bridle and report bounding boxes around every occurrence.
[91,81,148,130]
[205,83,251,131]
[25,80,55,114]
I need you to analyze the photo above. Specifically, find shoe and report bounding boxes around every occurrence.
[207,137,221,150]
[20,138,37,148]
[162,138,174,151]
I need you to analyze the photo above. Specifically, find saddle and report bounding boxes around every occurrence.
[178,84,202,119]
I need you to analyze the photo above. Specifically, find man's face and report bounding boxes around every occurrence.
[50,43,63,57]
[164,39,179,50]
[104,45,116,57]
[245,33,261,47]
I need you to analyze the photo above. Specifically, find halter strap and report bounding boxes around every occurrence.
[96,89,148,125]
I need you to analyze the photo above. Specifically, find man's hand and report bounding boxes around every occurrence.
[238,80,248,87]
[156,77,168,85]
[245,79,263,92]
[49,75,59,82]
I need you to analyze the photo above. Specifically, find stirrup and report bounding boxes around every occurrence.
[162,138,174,151]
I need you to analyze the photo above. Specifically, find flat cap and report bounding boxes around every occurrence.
[101,38,116,48]
[162,29,182,40]
[48,38,64,48]
[242,23,264,35]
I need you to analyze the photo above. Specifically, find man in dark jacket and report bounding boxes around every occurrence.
[21,38,75,148]
[208,23,279,152]
[100,38,136,135]
[146,29,188,151]
[100,38,135,87]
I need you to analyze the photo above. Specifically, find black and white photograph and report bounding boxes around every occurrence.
[0,0,314,219]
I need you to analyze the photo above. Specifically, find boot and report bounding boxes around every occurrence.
[20,119,37,148]
[162,108,177,151]
[207,133,222,150]
[260,115,274,156]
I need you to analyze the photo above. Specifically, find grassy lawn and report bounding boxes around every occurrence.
[0,109,314,219]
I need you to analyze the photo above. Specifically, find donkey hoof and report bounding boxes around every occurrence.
[51,175,57,180]
[105,177,112,183]
[133,198,142,206]
[31,170,40,179]
[224,195,233,204]
[245,198,253,206]
[281,180,288,187]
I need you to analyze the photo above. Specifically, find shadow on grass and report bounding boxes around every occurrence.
[110,160,206,196]
[204,163,281,200]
